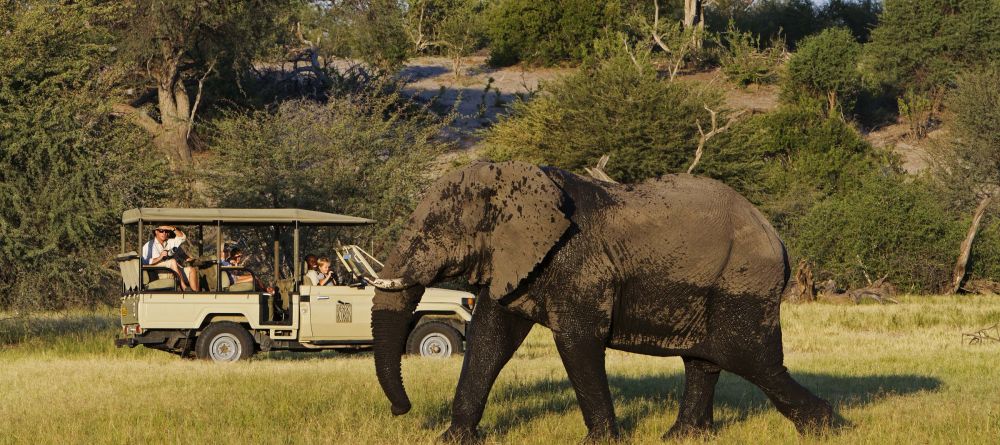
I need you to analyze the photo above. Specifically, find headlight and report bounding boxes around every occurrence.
[462,297,476,311]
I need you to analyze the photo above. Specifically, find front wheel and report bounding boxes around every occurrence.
[195,322,255,362]
[406,321,464,358]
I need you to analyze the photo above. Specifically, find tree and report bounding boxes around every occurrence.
[112,0,293,171]
[783,28,862,116]
[205,84,453,262]
[683,0,704,30]
[434,0,486,79]
[0,1,170,310]
[483,35,720,183]
[932,68,1000,292]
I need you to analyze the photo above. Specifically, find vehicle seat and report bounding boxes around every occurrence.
[196,256,220,291]
[227,281,255,292]
[142,270,176,291]
[116,252,141,293]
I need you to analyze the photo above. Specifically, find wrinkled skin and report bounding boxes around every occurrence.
[372,161,833,442]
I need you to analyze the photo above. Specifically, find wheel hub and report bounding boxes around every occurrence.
[419,333,452,358]
[209,333,242,361]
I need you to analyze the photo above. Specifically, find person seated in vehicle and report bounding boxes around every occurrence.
[142,225,199,291]
[305,257,337,286]
[305,254,319,273]
[223,248,272,292]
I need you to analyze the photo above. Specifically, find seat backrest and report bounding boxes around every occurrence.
[116,252,141,293]
[220,267,232,290]
[196,255,220,292]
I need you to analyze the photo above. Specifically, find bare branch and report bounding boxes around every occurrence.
[687,106,749,174]
[622,36,641,69]
[186,60,216,141]
[951,193,994,293]
[585,155,619,184]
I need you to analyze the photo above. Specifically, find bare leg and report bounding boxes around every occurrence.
[552,330,618,441]
[740,366,833,434]
[185,266,199,291]
[442,296,534,444]
[664,357,721,438]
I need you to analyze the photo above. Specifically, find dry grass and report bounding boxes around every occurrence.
[2,296,999,444]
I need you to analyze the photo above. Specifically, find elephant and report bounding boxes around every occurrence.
[370,161,833,442]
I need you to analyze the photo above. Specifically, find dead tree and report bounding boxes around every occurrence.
[687,106,748,174]
[791,259,816,302]
[951,193,994,293]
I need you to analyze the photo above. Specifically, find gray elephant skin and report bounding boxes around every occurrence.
[370,161,833,442]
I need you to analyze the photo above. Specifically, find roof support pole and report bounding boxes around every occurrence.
[293,222,300,292]
[273,225,281,284]
[216,221,222,292]
[120,225,126,254]
[197,225,204,256]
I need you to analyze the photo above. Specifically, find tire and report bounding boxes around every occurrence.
[195,322,255,362]
[405,321,464,358]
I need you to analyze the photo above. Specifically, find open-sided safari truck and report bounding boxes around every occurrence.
[114,208,474,362]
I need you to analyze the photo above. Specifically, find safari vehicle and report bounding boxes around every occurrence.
[114,208,475,362]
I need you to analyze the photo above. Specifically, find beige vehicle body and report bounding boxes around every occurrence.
[115,208,474,361]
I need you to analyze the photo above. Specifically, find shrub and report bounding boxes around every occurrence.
[863,0,1000,95]
[783,27,862,115]
[485,0,625,67]
[793,174,963,292]
[482,35,720,183]
[707,0,881,47]
[205,84,452,266]
[700,105,881,223]
[0,3,170,311]
[717,22,786,87]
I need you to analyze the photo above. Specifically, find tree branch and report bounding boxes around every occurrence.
[111,103,162,135]
[687,106,749,174]
[186,60,216,141]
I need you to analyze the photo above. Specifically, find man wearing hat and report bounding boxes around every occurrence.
[142,225,199,291]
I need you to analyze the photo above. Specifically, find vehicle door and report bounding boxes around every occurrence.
[302,284,375,340]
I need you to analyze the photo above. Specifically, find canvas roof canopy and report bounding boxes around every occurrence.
[121,208,376,226]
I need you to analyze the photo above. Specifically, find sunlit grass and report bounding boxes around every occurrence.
[2,295,999,444]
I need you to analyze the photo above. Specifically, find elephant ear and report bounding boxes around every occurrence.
[479,161,571,301]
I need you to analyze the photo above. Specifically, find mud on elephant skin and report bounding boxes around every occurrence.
[370,161,835,442]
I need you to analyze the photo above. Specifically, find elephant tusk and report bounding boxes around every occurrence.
[371,277,412,290]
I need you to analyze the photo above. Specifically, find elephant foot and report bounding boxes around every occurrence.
[791,401,835,435]
[582,425,621,444]
[439,425,480,445]
[662,422,713,441]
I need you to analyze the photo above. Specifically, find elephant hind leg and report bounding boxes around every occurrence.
[663,357,721,439]
[740,366,834,434]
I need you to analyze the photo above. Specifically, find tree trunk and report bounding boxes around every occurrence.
[154,76,193,169]
[951,194,993,294]
[683,0,703,30]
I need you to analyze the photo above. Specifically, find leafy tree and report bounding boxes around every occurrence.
[0,1,169,310]
[483,35,720,183]
[864,0,1000,95]
[485,0,627,67]
[205,84,453,267]
[931,67,1000,291]
[112,0,294,171]
[793,174,962,292]
[783,27,862,116]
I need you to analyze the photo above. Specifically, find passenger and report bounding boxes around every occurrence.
[141,225,199,291]
[317,257,337,286]
[225,248,254,286]
[305,254,319,273]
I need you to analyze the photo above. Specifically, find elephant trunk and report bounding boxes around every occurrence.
[372,308,414,416]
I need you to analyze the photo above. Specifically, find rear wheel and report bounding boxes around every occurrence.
[196,322,255,362]
[406,321,463,358]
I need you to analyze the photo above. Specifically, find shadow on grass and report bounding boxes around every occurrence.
[421,371,941,440]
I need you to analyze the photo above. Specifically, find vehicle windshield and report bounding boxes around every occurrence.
[337,245,383,279]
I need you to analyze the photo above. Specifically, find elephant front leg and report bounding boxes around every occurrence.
[442,296,534,444]
[552,330,619,441]
[664,357,721,439]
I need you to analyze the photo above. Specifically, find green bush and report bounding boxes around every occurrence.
[707,0,881,47]
[783,27,862,114]
[482,35,720,183]
[0,3,169,310]
[700,105,882,228]
[717,22,786,87]
[205,84,452,266]
[863,0,1000,95]
[485,0,624,67]
[793,174,963,292]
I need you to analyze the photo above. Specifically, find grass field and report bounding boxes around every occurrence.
[2,296,999,444]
